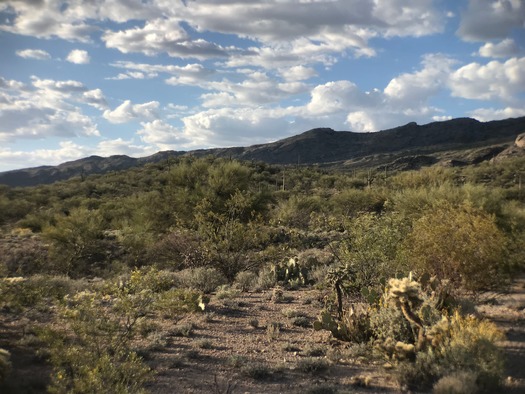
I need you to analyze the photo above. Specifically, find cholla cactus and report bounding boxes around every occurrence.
[0,348,11,383]
[326,264,355,319]
[387,276,426,350]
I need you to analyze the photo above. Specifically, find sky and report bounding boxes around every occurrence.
[0,0,524,172]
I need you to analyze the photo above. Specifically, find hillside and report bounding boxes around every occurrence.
[1,116,524,187]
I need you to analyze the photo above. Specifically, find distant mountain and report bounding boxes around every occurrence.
[1,116,524,187]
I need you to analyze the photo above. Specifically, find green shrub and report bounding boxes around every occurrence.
[234,271,258,292]
[397,312,505,392]
[38,287,153,394]
[432,371,478,394]
[215,284,241,300]
[155,288,207,317]
[0,233,48,275]
[369,303,414,344]
[241,362,272,380]
[47,349,150,394]
[397,349,442,391]
[402,202,508,291]
[170,323,194,337]
[297,358,329,374]
[175,267,228,293]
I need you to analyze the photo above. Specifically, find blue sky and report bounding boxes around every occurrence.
[0,0,524,172]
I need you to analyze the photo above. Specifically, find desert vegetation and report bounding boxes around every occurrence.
[0,155,524,392]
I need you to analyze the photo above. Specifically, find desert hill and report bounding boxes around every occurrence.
[1,116,524,187]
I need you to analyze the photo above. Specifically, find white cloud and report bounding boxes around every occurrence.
[384,54,457,104]
[307,81,376,115]
[109,61,212,83]
[372,0,444,37]
[345,111,377,133]
[432,115,453,122]
[0,77,101,142]
[96,138,154,157]
[102,18,230,59]
[478,38,518,58]
[279,65,317,82]
[16,49,51,60]
[1,0,447,73]
[469,106,525,121]
[0,141,89,171]
[458,0,525,41]
[137,120,190,150]
[82,89,108,110]
[0,0,161,42]
[103,100,160,123]
[32,78,86,93]
[180,107,302,147]
[449,57,525,101]
[66,49,90,64]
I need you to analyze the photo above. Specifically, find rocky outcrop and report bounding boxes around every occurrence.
[515,133,525,148]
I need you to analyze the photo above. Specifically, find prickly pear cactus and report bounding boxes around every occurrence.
[270,257,311,287]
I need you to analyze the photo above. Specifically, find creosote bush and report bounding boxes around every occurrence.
[37,267,207,393]
[402,202,508,291]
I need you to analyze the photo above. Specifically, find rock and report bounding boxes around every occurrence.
[515,133,525,148]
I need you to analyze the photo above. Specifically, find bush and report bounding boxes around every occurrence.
[175,267,228,293]
[433,371,478,394]
[0,233,48,275]
[402,202,508,291]
[337,212,409,295]
[234,271,258,292]
[397,312,505,392]
[297,358,329,374]
[369,303,414,344]
[155,288,207,317]
[38,287,153,394]
[43,208,115,277]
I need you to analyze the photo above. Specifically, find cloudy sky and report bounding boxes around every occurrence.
[1,0,524,171]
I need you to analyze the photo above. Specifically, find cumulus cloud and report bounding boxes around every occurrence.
[179,107,302,147]
[0,77,101,143]
[307,81,377,115]
[137,120,191,150]
[32,78,86,93]
[0,0,160,42]
[82,89,108,110]
[279,66,317,82]
[384,54,457,104]
[103,100,160,123]
[102,18,230,59]
[449,57,525,101]
[478,38,518,58]
[469,106,525,121]
[2,0,446,67]
[0,141,89,171]
[96,138,154,157]
[66,49,90,64]
[16,49,51,60]
[458,0,525,41]
[110,61,212,82]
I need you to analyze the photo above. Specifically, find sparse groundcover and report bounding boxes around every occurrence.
[1,155,524,393]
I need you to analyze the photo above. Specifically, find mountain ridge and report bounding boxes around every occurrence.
[1,116,524,187]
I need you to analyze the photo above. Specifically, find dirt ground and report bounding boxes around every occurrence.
[476,273,525,394]
[1,275,525,394]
